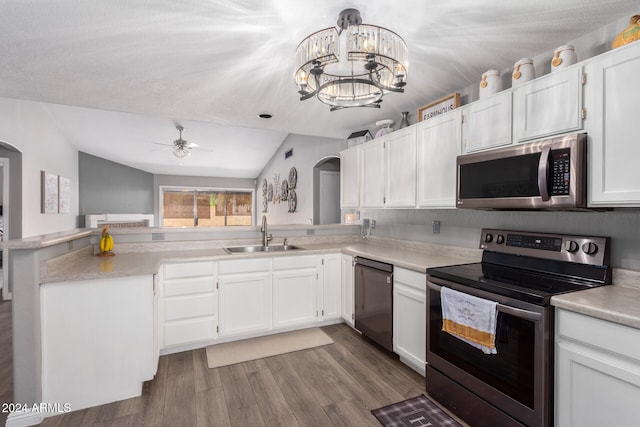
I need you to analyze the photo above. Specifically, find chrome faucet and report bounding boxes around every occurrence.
[261,215,273,247]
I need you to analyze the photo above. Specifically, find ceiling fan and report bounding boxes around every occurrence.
[152,124,200,158]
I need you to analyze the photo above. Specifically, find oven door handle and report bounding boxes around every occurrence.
[427,281,542,322]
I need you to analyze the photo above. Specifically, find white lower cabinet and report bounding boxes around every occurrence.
[318,253,342,321]
[218,258,271,338]
[158,254,346,350]
[152,274,160,375]
[272,255,318,329]
[160,261,217,349]
[393,267,426,375]
[41,275,154,412]
[341,254,354,326]
[555,308,640,426]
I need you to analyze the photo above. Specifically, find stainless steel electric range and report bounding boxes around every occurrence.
[426,228,611,427]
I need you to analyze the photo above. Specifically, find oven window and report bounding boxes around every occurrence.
[459,153,541,199]
[429,289,536,408]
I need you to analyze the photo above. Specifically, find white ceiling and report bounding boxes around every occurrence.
[0,0,637,177]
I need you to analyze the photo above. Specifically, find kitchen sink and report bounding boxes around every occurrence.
[223,244,301,254]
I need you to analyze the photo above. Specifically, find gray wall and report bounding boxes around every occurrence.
[358,208,640,270]
[78,152,154,224]
[256,133,347,225]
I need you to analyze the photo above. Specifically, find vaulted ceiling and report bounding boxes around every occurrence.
[0,0,637,177]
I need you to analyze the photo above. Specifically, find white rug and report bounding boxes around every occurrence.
[206,328,334,369]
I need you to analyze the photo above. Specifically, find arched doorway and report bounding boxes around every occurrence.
[0,141,23,300]
[313,156,341,225]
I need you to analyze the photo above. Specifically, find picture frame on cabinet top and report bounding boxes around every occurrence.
[418,93,460,122]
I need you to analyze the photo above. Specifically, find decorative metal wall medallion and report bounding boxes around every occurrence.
[288,190,297,213]
[289,167,297,189]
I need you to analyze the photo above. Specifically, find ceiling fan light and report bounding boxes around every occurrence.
[173,146,189,158]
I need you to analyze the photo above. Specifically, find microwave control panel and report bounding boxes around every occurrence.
[550,149,570,195]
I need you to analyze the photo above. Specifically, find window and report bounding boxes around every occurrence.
[161,188,253,227]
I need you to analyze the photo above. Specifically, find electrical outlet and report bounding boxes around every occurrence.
[370,219,376,229]
[432,220,441,234]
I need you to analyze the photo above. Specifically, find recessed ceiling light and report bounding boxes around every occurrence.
[258,113,272,119]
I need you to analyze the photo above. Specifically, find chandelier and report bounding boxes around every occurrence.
[294,8,408,111]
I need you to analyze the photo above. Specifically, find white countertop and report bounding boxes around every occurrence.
[41,239,482,284]
[35,232,640,330]
[551,268,640,329]
[1,229,96,249]
[552,285,640,329]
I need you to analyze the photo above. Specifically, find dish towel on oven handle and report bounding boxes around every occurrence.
[441,286,498,354]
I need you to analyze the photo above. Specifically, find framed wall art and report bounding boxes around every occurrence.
[58,176,71,214]
[41,171,59,214]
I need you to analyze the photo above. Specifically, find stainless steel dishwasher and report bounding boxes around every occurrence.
[354,257,393,352]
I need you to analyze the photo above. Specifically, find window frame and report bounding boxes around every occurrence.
[159,185,255,228]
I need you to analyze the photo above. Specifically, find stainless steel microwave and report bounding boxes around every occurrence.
[456,133,587,209]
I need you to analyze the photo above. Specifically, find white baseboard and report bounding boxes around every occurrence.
[399,355,426,377]
[5,409,45,427]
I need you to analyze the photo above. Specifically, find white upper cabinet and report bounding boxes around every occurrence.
[340,145,360,208]
[359,138,386,208]
[513,65,584,142]
[384,127,417,208]
[416,109,462,208]
[462,91,512,153]
[585,42,640,206]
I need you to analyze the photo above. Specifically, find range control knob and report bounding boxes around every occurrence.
[564,240,579,253]
[496,234,505,244]
[484,233,493,243]
[582,242,599,255]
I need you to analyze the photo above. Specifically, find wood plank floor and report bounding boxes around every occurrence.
[38,324,427,427]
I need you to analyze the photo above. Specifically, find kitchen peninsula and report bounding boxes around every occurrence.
[3,224,481,426]
[5,223,640,426]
